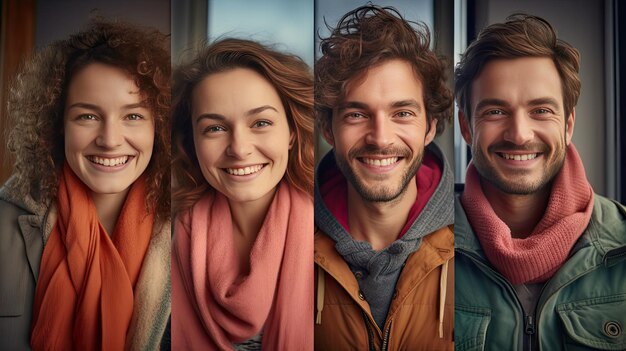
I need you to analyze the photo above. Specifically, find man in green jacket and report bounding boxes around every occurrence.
[454,14,626,350]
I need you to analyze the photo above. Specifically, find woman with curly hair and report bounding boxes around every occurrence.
[171,38,314,350]
[0,20,171,349]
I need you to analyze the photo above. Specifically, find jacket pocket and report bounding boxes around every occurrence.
[557,294,626,350]
[455,305,491,351]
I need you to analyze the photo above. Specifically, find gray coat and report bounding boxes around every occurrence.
[0,176,171,350]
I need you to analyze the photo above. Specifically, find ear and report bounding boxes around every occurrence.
[289,130,296,150]
[565,108,576,145]
[424,118,437,146]
[459,110,473,145]
[321,121,335,147]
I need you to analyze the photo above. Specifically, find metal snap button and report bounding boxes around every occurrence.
[603,321,622,338]
[358,291,365,300]
[354,271,363,279]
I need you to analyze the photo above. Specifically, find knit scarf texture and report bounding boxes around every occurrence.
[31,163,154,350]
[461,144,594,284]
[172,181,313,350]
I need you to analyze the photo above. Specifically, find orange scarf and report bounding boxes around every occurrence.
[31,163,154,350]
[172,181,314,350]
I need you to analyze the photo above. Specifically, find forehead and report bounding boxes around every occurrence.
[66,63,141,102]
[470,57,563,110]
[192,68,284,116]
[340,59,424,107]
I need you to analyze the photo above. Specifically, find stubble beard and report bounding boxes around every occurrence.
[334,146,423,203]
[471,139,567,195]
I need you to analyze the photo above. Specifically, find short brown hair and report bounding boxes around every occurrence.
[455,13,581,120]
[7,19,171,223]
[316,5,452,135]
[172,38,314,215]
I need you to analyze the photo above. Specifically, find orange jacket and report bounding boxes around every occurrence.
[314,225,454,351]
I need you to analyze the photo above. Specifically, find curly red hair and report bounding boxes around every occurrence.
[6,19,171,223]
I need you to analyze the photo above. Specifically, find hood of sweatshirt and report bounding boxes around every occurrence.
[314,142,454,328]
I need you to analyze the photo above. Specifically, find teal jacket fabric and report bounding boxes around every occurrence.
[455,192,626,351]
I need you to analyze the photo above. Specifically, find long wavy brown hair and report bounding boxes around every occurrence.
[6,19,171,223]
[172,38,314,215]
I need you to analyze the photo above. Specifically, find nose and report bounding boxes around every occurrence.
[96,120,124,148]
[226,127,253,159]
[503,111,534,145]
[364,114,394,148]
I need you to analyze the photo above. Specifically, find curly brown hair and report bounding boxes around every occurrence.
[455,13,581,121]
[172,38,314,215]
[6,19,171,223]
[315,5,452,136]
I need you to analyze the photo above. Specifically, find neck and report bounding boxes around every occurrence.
[228,188,277,275]
[229,189,276,239]
[481,179,550,238]
[347,179,417,251]
[92,190,130,236]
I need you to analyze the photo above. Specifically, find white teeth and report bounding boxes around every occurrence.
[362,157,399,166]
[88,156,129,167]
[226,164,264,175]
[501,153,538,161]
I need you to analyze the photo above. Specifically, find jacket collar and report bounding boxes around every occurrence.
[455,190,626,264]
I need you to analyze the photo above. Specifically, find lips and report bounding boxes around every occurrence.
[359,157,400,167]
[87,155,131,167]
[497,153,539,161]
[223,164,266,176]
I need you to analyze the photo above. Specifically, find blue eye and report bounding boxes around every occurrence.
[253,120,272,128]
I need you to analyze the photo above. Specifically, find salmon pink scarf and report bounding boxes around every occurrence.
[31,163,153,350]
[172,181,313,350]
[461,144,594,284]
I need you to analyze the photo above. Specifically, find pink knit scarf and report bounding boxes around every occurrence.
[461,144,594,284]
[172,181,313,350]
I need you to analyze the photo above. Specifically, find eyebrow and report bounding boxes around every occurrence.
[474,97,562,112]
[474,98,509,113]
[527,97,561,110]
[195,105,279,124]
[66,102,147,112]
[337,99,423,112]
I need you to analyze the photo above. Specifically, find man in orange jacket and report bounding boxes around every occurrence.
[314,5,455,350]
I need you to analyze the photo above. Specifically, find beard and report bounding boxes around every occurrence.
[334,144,423,202]
[471,139,567,195]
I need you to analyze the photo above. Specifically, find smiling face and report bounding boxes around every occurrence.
[325,59,437,203]
[192,68,293,204]
[460,57,575,195]
[64,63,155,196]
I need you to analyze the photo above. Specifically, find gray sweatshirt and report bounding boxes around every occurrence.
[314,143,454,329]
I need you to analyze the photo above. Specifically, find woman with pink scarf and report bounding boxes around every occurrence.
[171,38,314,350]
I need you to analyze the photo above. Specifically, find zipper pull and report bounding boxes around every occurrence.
[525,315,535,335]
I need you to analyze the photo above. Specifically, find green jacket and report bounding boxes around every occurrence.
[455,192,626,351]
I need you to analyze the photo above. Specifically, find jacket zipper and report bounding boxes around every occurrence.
[361,310,376,351]
[381,320,392,351]
[525,314,535,351]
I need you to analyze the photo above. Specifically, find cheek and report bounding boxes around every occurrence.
[194,139,222,171]
[64,126,89,155]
